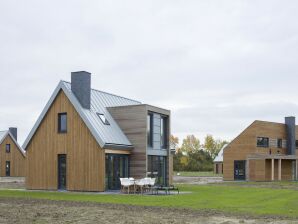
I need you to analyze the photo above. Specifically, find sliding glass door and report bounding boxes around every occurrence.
[105,154,129,190]
[147,156,167,186]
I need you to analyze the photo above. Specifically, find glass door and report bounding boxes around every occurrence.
[234,160,246,180]
[105,154,129,190]
[147,156,167,186]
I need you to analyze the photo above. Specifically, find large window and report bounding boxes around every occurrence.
[147,113,153,147]
[147,156,167,186]
[160,116,168,149]
[5,161,10,177]
[6,144,10,153]
[257,137,269,147]
[58,113,67,133]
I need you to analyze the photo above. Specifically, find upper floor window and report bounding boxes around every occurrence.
[147,113,153,147]
[257,137,269,148]
[277,139,282,148]
[97,113,110,125]
[160,116,168,149]
[6,144,10,153]
[58,113,67,133]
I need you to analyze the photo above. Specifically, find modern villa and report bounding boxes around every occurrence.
[0,128,26,177]
[223,117,298,181]
[23,71,172,191]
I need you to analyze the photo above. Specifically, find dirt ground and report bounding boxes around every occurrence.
[0,198,297,224]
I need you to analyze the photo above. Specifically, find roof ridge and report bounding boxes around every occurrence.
[61,80,141,104]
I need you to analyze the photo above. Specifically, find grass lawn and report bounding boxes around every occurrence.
[175,171,222,177]
[1,184,298,218]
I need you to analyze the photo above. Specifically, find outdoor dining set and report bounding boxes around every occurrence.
[120,177,179,195]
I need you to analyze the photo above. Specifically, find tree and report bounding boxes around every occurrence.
[204,134,229,159]
[180,135,200,154]
[170,135,179,153]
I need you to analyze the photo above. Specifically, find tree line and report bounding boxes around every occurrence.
[171,135,229,172]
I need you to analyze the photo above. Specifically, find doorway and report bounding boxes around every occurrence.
[5,161,10,177]
[58,154,67,190]
[105,154,129,190]
[234,160,246,180]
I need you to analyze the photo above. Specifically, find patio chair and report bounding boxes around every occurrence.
[135,179,146,194]
[121,178,133,194]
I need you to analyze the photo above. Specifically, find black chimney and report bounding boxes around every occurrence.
[9,127,17,141]
[285,116,296,155]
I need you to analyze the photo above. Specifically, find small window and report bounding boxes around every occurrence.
[97,113,110,125]
[257,137,269,148]
[6,144,10,153]
[6,161,10,177]
[296,140,298,149]
[277,139,282,148]
[58,113,67,133]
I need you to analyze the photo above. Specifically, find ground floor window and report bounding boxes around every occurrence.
[147,156,167,186]
[105,154,129,190]
[5,161,10,177]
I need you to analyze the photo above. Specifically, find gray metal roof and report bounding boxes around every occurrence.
[0,130,26,156]
[23,81,141,150]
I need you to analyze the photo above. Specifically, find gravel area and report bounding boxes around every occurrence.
[0,198,297,224]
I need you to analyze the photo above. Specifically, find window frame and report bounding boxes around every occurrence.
[97,113,110,125]
[5,144,10,153]
[160,116,168,149]
[295,140,298,149]
[147,113,153,147]
[256,137,269,148]
[58,112,67,133]
[277,139,282,148]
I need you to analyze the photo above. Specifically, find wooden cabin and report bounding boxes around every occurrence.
[23,71,172,191]
[0,128,26,177]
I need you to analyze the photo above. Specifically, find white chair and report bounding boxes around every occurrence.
[121,178,133,194]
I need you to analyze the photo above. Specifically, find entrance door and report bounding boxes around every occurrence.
[105,154,129,190]
[234,160,246,180]
[58,154,67,190]
[5,161,10,177]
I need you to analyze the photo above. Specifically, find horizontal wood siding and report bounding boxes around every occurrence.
[0,135,25,177]
[108,105,147,179]
[26,90,105,191]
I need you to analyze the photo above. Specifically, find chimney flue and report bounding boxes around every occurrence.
[9,127,17,141]
[71,71,91,109]
[285,116,296,155]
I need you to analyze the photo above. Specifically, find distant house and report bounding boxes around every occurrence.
[213,144,228,174]
[223,117,298,181]
[23,71,172,191]
[0,128,26,177]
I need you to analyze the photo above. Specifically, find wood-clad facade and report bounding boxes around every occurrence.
[108,104,172,186]
[223,120,298,181]
[26,90,105,191]
[0,135,25,177]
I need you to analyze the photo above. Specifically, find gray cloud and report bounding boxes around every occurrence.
[0,0,298,144]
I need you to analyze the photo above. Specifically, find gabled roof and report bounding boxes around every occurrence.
[23,81,141,150]
[213,144,228,162]
[0,130,26,157]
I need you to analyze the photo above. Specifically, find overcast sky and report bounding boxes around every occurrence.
[0,0,298,145]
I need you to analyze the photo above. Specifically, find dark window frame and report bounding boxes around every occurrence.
[97,113,110,125]
[160,116,168,149]
[5,161,10,177]
[296,140,298,149]
[5,144,10,153]
[257,137,269,148]
[277,139,282,148]
[147,113,153,147]
[58,113,67,133]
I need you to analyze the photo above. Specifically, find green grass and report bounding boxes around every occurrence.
[175,171,222,177]
[1,185,298,217]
